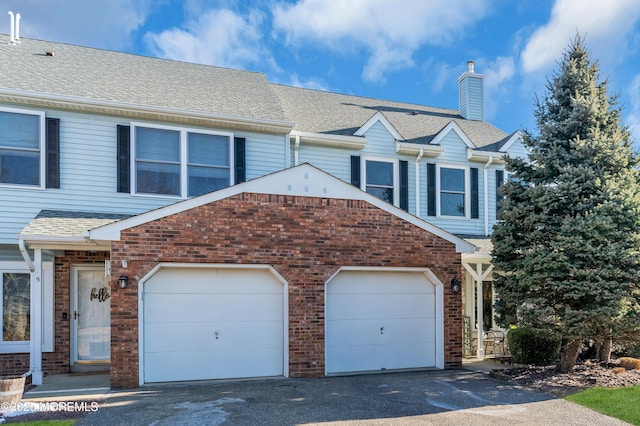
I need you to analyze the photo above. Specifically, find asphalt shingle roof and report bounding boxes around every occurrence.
[272,84,510,148]
[1,35,512,149]
[21,210,130,237]
[0,35,287,122]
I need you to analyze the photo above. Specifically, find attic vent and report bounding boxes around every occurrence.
[411,111,419,116]
[7,11,21,45]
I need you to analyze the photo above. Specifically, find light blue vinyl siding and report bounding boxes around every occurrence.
[0,107,287,244]
[459,76,484,121]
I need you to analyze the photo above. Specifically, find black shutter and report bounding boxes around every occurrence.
[234,137,246,184]
[399,160,408,211]
[45,118,60,188]
[426,163,436,216]
[496,169,504,213]
[117,125,130,193]
[350,156,361,188]
[470,167,479,219]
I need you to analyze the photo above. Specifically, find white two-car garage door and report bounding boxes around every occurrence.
[326,270,439,374]
[143,267,285,383]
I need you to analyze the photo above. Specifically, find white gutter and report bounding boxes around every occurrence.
[290,130,366,149]
[18,238,35,272]
[415,148,424,217]
[294,134,300,166]
[483,156,493,236]
[0,88,295,134]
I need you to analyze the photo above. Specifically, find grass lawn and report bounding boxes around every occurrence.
[5,421,76,426]
[565,385,640,425]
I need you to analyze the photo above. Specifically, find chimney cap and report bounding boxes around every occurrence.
[467,61,475,73]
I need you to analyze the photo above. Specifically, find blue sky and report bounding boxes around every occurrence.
[4,0,640,144]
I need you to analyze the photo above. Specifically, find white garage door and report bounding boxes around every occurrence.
[143,267,284,383]
[326,270,437,374]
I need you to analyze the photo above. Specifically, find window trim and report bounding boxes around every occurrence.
[0,106,46,190]
[130,122,234,199]
[0,261,54,354]
[361,156,399,206]
[436,163,470,219]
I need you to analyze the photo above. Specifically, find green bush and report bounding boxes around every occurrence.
[507,327,561,365]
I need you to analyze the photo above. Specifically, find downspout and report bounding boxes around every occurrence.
[415,148,424,216]
[18,238,35,272]
[294,134,300,166]
[483,157,493,236]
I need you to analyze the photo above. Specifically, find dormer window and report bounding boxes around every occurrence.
[364,158,396,204]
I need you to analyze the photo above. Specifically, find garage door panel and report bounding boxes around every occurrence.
[327,293,435,320]
[326,271,438,374]
[327,318,435,346]
[145,321,283,353]
[145,348,283,382]
[327,342,435,373]
[145,293,283,323]
[144,267,285,383]
[328,273,434,294]
[145,269,282,294]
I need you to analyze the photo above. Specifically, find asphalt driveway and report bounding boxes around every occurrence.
[78,369,627,426]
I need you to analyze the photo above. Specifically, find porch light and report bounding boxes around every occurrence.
[450,278,461,294]
[118,275,129,289]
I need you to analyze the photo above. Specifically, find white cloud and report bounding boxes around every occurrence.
[476,57,516,122]
[3,0,150,50]
[521,0,640,74]
[272,0,490,83]
[286,74,329,91]
[144,7,278,72]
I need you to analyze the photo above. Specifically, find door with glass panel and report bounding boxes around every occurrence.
[71,266,110,363]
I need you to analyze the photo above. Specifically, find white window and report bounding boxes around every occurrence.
[363,157,398,205]
[0,261,54,354]
[132,123,233,197]
[0,107,45,188]
[437,165,469,218]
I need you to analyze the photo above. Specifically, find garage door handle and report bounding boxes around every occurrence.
[215,331,219,340]
[380,326,384,335]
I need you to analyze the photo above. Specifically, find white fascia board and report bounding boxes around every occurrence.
[290,130,366,149]
[0,88,294,134]
[396,141,443,157]
[17,234,110,250]
[430,121,475,148]
[466,148,506,164]
[354,111,404,141]
[499,130,523,152]
[89,163,475,253]
[462,252,493,264]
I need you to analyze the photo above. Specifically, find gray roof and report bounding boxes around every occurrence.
[0,35,287,123]
[272,84,510,148]
[462,237,493,255]
[21,210,130,237]
[1,35,511,149]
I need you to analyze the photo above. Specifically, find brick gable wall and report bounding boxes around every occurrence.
[109,193,462,388]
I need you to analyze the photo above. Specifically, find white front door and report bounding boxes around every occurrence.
[72,266,110,363]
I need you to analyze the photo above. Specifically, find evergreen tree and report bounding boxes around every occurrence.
[492,36,640,372]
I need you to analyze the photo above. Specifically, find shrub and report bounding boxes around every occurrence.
[507,327,561,365]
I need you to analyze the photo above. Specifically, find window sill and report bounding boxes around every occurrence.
[0,342,29,354]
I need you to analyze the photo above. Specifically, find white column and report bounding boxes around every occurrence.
[29,249,44,385]
[476,272,485,358]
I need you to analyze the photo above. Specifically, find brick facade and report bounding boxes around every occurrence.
[109,193,462,388]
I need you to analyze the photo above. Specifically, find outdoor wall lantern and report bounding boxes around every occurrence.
[118,275,129,289]
[450,278,461,294]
